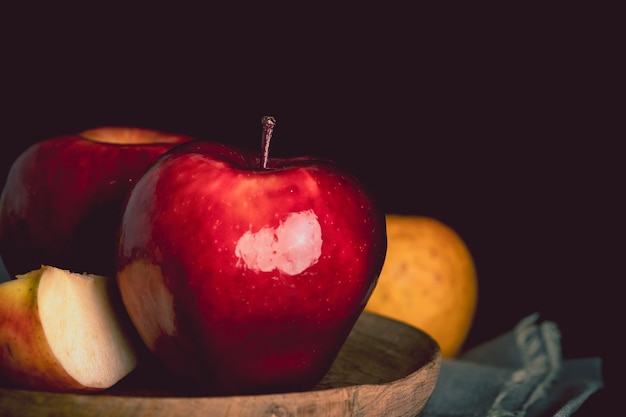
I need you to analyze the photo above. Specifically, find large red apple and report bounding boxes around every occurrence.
[0,127,194,278]
[116,117,387,395]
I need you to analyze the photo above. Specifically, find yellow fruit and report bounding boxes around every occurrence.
[364,214,478,358]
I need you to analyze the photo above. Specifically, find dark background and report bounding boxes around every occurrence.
[1,4,619,414]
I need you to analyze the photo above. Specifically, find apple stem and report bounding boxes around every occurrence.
[261,116,276,169]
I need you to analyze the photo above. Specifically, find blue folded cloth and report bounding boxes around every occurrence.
[0,257,8,282]
[423,313,603,417]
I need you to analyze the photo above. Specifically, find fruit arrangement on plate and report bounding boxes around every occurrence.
[0,118,388,395]
[0,117,475,399]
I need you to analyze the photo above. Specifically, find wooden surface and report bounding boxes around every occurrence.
[0,312,441,417]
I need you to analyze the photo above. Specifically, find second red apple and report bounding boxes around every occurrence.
[0,127,194,278]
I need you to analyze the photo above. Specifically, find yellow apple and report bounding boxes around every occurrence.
[0,265,139,392]
[364,214,478,358]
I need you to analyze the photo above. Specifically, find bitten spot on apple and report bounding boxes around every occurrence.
[117,260,177,348]
[235,210,322,276]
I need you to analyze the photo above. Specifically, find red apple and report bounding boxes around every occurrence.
[0,127,194,278]
[116,117,387,395]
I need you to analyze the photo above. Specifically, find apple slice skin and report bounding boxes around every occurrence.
[0,271,99,393]
[117,141,387,395]
[0,129,193,278]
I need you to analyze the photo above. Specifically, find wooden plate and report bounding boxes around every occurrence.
[0,312,441,417]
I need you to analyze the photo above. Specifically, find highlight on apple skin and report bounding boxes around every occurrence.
[116,118,388,395]
[0,265,139,392]
[0,127,194,279]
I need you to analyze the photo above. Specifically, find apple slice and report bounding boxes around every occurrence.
[0,265,139,392]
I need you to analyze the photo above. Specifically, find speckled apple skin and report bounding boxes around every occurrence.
[116,141,387,395]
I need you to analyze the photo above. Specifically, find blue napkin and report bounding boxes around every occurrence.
[423,313,603,417]
[0,257,8,282]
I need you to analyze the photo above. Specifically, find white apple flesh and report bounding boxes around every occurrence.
[0,265,139,392]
